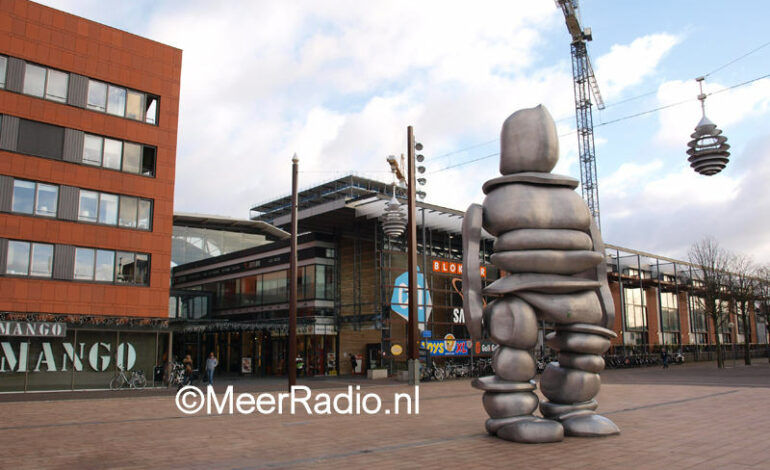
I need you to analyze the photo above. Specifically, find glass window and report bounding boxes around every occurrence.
[45,69,68,102]
[11,180,35,214]
[35,183,58,217]
[98,193,118,225]
[102,138,122,170]
[30,243,53,277]
[115,252,135,283]
[83,134,103,166]
[86,80,107,112]
[74,248,95,280]
[125,91,144,121]
[119,196,137,228]
[122,142,141,174]
[23,63,46,97]
[135,253,149,284]
[78,190,99,223]
[6,241,30,275]
[95,250,115,282]
[142,147,156,176]
[145,96,158,125]
[0,55,7,88]
[624,288,646,330]
[106,85,126,116]
[137,199,152,230]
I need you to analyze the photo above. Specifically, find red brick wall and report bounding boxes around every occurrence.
[0,0,181,318]
[645,288,659,349]
[678,292,690,345]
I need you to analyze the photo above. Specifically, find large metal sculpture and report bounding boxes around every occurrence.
[462,105,620,443]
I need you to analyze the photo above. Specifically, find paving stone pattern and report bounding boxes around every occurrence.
[1,362,768,469]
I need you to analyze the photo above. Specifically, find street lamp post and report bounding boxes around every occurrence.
[288,154,299,388]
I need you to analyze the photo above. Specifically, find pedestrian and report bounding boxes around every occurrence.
[296,355,304,377]
[181,354,194,387]
[661,348,669,369]
[350,354,357,375]
[206,352,218,386]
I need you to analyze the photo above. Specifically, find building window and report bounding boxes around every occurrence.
[95,250,115,281]
[0,55,7,88]
[87,78,158,125]
[81,133,156,177]
[78,190,99,223]
[106,85,126,116]
[74,248,117,282]
[98,193,119,225]
[118,196,138,228]
[45,69,68,103]
[77,189,151,230]
[11,180,35,214]
[102,138,123,170]
[87,80,108,112]
[22,64,68,103]
[660,292,679,332]
[115,252,150,285]
[83,134,103,166]
[11,180,58,217]
[624,287,646,330]
[689,296,707,332]
[74,248,95,280]
[22,63,47,97]
[5,241,53,277]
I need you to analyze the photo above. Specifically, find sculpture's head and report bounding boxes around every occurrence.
[499,104,559,175]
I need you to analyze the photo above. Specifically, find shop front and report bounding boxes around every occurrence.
[175,316,337,377]
[0,317,170,393]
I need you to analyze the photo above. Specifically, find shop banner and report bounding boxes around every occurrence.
[0,321,67,338]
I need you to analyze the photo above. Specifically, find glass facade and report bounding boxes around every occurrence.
[171,225,271,266]
[624,288,646,330]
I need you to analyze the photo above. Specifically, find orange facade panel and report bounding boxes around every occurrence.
[0,0,181,319]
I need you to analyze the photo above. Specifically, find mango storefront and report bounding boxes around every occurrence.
[0,316,170,393]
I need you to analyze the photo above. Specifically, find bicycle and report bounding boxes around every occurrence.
[420,363,445,381]
[110,366,146,390]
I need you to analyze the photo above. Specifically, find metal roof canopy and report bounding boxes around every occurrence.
[174,212,289,240]
[348,195,494,239]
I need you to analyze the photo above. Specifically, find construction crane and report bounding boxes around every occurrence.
[555,0,605,229]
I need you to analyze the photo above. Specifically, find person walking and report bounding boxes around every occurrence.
[206,352,218,386]
[178,354,194,390]
[661,348,669,369]
[350,354,357,375]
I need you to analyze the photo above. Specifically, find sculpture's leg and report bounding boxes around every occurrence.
[539,324,620,437]
[472,296,564,443]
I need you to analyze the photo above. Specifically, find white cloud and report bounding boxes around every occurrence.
[596,33,680,99]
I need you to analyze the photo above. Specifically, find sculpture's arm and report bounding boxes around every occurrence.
[462,203,485,340]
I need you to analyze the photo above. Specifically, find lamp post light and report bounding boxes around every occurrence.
[728,321,736,368]
[382,128,425,385]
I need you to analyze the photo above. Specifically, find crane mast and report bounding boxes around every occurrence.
[556,0,604,229]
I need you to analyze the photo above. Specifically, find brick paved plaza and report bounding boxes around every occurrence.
[1,362,768,469]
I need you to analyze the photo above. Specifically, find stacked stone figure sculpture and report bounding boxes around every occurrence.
[461,105,620,443]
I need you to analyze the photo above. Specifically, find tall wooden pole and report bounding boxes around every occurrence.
[289,153,299,387]
[407,127,419,384]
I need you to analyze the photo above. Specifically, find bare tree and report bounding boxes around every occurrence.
[689,237,732,368]
[755,265,770,363]
[728,254,756,365]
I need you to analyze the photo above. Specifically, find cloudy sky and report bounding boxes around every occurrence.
[39,0,770,264]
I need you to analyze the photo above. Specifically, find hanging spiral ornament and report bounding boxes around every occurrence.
[381,192,407,238]
[687,77,730,176]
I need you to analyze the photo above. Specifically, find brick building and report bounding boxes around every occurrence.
[0,0,181,391]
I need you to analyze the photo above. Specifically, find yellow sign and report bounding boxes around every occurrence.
[390,344,403,356]
[444,334,456,353]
